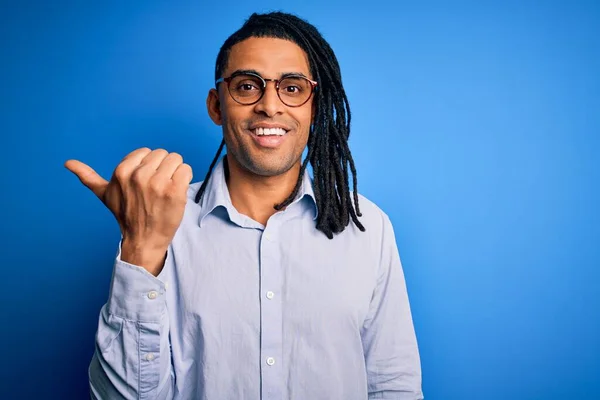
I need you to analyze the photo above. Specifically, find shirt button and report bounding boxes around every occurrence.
[147,291,158,300]
[164,282,169,290]
[264,233,271,241]
[266,291,275,300]
[266,357,275,366]
[145,353,155,361]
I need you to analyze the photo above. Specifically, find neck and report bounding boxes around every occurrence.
[224,154,302,226]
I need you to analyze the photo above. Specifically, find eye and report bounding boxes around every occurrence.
[229,74,264,95]
[279,77,309,97]
[283,85,301,93]
[237,81,260,92]
[280,84,304,96]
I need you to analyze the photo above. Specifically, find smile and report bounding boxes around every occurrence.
[253,127,287,136]
[248,127,289,148]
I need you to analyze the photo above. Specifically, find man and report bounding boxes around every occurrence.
[66,11,423,400]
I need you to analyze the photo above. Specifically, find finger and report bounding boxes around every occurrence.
[171,163,193,189]
[119,147,155,173]
[64,159,109,199]
[121,147,152,163]
[155,153,184,180]
[139,148,169,171]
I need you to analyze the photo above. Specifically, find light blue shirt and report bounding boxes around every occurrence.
[89,156,423,400]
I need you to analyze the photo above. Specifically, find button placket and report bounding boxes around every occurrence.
[259,226,283,399]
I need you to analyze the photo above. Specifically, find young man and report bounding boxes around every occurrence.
[66,11,423,400]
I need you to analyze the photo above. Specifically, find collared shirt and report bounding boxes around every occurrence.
[89,156,423,400]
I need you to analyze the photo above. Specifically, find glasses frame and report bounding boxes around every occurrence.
[215,71,318,107]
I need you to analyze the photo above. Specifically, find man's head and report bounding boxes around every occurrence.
[195,12,365,239]
[207,36,313,178]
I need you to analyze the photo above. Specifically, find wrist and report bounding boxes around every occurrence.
[121,238,168,277]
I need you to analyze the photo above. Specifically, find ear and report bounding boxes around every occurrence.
[206,88,222,125]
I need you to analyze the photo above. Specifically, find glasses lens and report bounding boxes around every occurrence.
[278,76,313,106]
[228,74,264,104]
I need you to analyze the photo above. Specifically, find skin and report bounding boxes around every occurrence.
[64,37,316,276]
[206,37,315,225]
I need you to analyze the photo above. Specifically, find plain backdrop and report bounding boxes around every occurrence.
[1,1,599,399]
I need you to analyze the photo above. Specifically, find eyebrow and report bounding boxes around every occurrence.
[230,69,309,79]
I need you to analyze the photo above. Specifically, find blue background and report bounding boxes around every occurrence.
[1,1,598,399]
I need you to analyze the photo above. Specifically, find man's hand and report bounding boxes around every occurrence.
[65,148,193,276]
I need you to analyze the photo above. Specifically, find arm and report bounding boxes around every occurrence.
[362,214,424,400]
[89,240,174,400]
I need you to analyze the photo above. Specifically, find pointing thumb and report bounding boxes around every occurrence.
[64,159,109,200]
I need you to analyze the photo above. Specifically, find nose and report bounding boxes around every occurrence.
[253,80,284,117]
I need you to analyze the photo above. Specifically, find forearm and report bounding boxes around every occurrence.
[363,214,423,399]
[89,247,174,399]
[89,306,174,399]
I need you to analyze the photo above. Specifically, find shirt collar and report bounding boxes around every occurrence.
[197,156,318,228]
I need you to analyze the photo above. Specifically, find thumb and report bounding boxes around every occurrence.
[64,159,109,200]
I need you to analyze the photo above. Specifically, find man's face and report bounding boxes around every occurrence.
[207,37,313,177]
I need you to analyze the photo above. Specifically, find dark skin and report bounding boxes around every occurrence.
[206,37,315,225]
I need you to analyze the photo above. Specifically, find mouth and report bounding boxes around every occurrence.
[247,127,290,148]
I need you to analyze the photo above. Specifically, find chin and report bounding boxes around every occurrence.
[241,155,300,178]
[247,162,295,177]
[226,141,303,178]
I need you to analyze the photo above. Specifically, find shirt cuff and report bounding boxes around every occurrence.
[106,240,167,322]
[369,392,424,400]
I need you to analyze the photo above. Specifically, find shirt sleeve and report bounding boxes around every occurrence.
[89,239,175,400]
[362,214,424,400]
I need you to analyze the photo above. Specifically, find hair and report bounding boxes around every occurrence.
[194,11,365,239]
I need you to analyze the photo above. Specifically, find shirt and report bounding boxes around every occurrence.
[89,156,423,400]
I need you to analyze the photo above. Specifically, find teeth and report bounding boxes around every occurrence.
[255,127,286,136]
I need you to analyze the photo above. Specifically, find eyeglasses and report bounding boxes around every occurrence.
[215,71,318,107]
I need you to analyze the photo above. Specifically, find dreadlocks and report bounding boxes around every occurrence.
[194,11,365,239]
